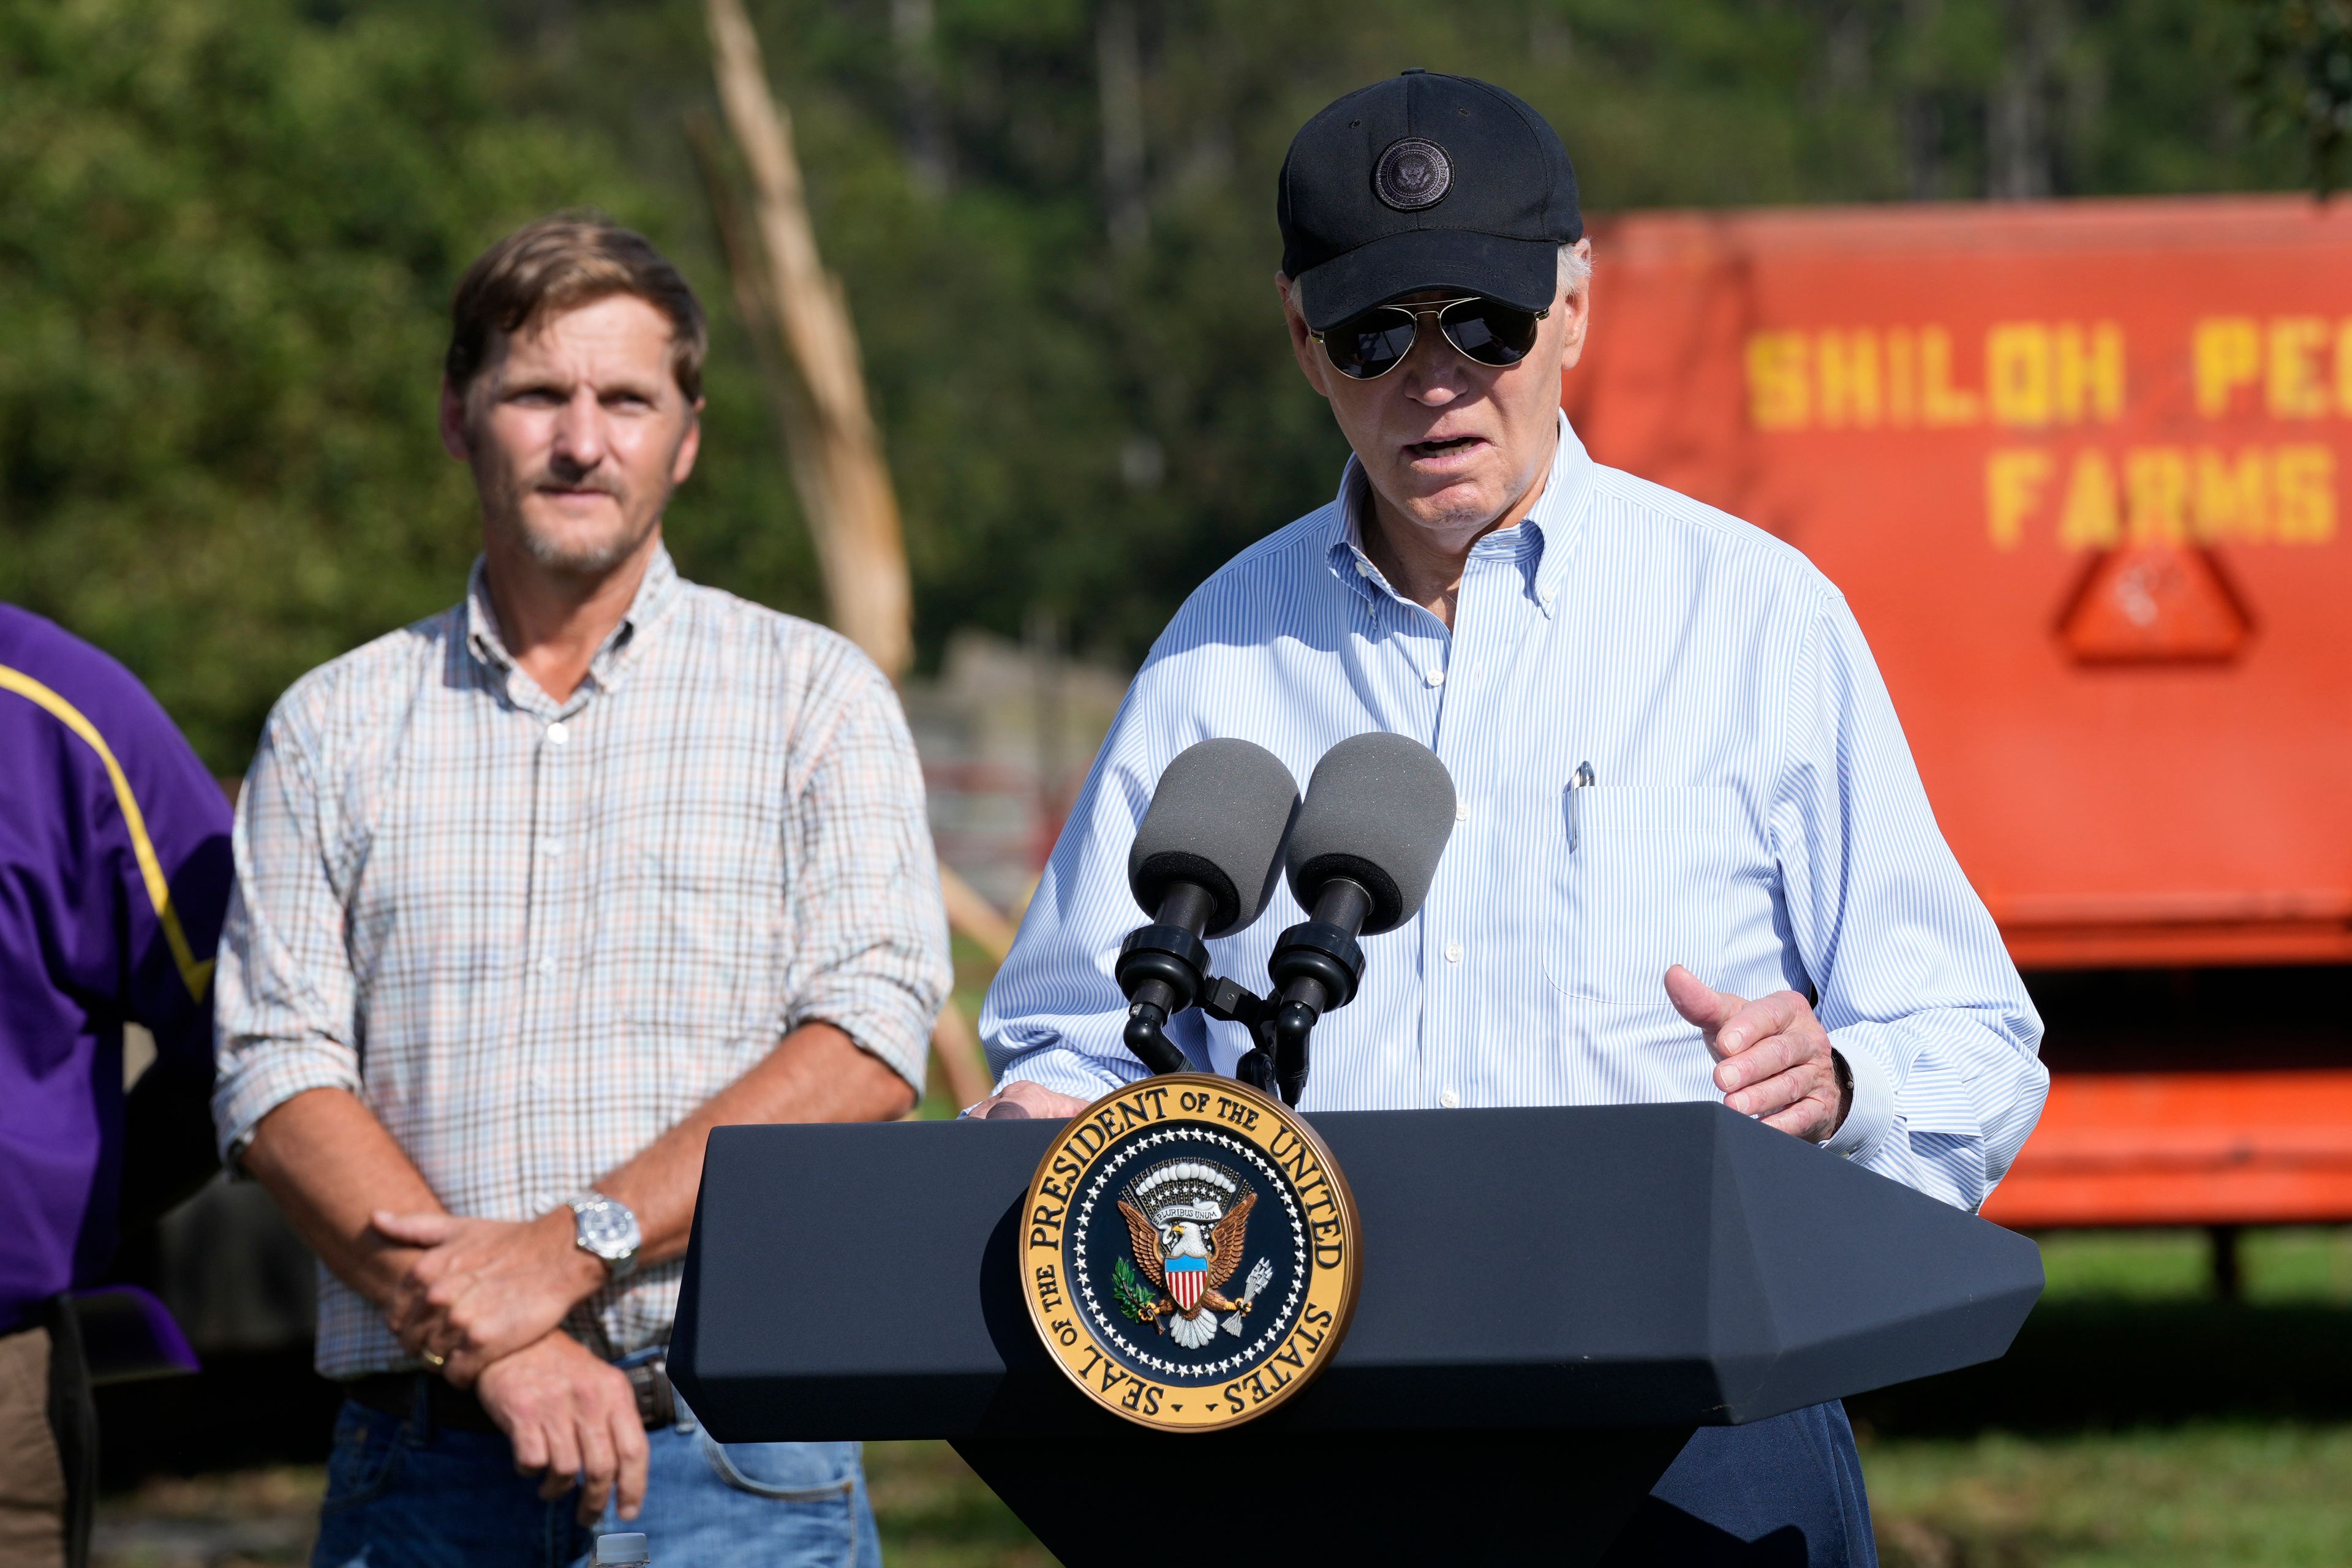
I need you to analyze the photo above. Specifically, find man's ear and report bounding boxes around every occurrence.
[438,378,473,463]
[1276,273,1332,400]
[1555,239,1594,373]
[670,399,705,486]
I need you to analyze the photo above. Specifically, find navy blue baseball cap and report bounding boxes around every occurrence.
[1277,70,1581,334]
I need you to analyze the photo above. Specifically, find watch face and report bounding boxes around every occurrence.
[578,1201,638,1259]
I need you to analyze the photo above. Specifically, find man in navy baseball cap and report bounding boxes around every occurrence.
[978,68,2044,1568]
[1270,70,1598,624]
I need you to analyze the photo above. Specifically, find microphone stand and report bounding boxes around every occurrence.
[1113,884,1215,1075]
[1115,879,1371,1109]
[1264,878,1370,1107]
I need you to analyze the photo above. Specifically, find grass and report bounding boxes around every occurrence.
[91,1230,2352,1567]
[1864,1426,2352,1568]
[866,1442,1054,1568]
[1855,1227,2352,1568]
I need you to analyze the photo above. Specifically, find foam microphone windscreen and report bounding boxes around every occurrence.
[1126,739,1302,938]
[1286,732,1457,935]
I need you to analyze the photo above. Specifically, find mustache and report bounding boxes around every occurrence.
[521,469,622,499]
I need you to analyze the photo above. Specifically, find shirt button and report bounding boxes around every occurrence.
[538,840,563,858]
[1439,1090,1461,1109]
[1444,941,1463,963]
[1454,802,1469,823]
[545,721,570,745]
[537,957,556,977]
[1354,558,1373,577]
[1425,668,1446,688]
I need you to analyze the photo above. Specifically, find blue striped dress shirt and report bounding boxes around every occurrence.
[981,415,2047,1212]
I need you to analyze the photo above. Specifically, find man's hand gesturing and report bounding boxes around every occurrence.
[1665,965,1850,1144]
[372,1208,606,1386]
[474,1332,648,1526]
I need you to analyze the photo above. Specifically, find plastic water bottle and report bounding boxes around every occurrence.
[592,1534,650,1567]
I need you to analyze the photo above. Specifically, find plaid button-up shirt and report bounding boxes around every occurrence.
[213,548,951,1378]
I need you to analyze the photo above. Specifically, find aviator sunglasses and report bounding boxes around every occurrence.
[1311,295,1549,381]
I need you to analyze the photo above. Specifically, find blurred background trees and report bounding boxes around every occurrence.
[0,0,2313,771]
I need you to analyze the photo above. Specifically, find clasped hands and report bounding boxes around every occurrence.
[369,1205,644,1524]
[970,965,1851,1142]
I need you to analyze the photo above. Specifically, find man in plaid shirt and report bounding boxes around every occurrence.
[213,216,949,1566]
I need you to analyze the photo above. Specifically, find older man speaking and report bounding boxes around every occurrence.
[974,72,2046,1564]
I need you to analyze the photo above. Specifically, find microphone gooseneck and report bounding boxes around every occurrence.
[1265,877,1371,1104]
[1259,733,1457,1105]
[1117,884,1218,1074]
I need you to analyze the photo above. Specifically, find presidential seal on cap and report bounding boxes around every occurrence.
[1020,1074,1360,1431]
[1277,70,1582,333]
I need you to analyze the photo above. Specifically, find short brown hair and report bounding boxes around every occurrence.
[444,214,707,402]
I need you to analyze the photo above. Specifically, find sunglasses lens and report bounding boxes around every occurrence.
[1439,298,1543,366]
[1322,309,1418,380]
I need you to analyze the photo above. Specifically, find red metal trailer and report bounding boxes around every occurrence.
[1559,195,2352,1227]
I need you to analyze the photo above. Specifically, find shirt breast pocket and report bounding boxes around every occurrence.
[611,832,783,1039]
[1542,785,1747,1005]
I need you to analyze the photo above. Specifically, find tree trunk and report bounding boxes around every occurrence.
[704,0,914,680]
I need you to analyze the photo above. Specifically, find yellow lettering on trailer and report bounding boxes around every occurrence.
[2267,318,2332,419]
[1750,320,2124,432]
[1746,332,1809,430]
[2057,450,2122,550]
[2195,318,2261,416]
[2277,446,2337,543]
[1986,449,2053,548]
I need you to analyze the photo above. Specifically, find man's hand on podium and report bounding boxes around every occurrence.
[962,1079,1091,1121]
[1664,965,1852,1144]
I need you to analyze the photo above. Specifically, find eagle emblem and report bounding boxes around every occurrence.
[1112,1159,1268,1349]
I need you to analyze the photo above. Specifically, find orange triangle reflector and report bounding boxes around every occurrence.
[2058,542,2252,663]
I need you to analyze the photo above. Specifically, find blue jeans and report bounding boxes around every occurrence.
[310,1387,881,1568]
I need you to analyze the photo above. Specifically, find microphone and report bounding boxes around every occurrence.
[1114,739,1301,1074]
[1262,733,1456,1105]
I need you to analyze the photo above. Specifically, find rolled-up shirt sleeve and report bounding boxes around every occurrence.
[211,693,366,1163]
[780,652,952,1093]
[1773,594,2049,1211]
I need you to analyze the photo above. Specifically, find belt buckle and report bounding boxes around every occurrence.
[625,1354,676,1430]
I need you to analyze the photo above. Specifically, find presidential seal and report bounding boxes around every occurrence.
[1374,137,1452,210]
[1021,1073,1359,1432]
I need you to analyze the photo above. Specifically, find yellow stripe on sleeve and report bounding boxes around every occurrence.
[0,663,216,1003]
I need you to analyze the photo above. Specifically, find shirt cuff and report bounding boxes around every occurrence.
[997,1046,1144,1107]
[210,1049,364,1172]
[788,990,935,1095]
[1821,1038,1893,1161]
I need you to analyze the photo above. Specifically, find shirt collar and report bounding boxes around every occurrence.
[1324,410,1594,618]
[463,543,685,698]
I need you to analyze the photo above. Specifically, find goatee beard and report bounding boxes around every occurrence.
[515,519,650,575]
[492,488,657,576]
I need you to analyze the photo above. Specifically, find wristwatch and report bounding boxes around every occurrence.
[568,1192,643,1283]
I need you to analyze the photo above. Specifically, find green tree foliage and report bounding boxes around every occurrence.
[1,0,619,764]
[0,0,2312,766]
[0,0,811,767]
[2239,0,2352,192]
